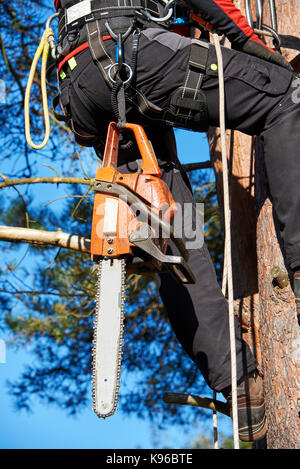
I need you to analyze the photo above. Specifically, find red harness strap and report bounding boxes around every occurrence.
[57,36,112,74]
[58,42,89,74]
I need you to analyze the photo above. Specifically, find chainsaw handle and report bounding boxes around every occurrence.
[102,122,162,177]
[125,123,162,176]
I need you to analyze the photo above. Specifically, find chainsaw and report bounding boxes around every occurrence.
[90,122,195,418]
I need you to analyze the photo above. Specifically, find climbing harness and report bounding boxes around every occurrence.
[24,13,59,150]
[57,0,170,45]
[54,0,210,133]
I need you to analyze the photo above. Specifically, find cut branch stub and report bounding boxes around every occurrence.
[271,265,290,290]
[163,392,230,417]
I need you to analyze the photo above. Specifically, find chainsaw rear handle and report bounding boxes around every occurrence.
[102,122,162,177]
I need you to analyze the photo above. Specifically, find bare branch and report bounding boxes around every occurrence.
[0,162,210,190]
[0,289,86,297]
[0,30,25,101]
[0,176,94,189]
[183,161,212,171]
[0,225,90,253]
[163,392,230,417]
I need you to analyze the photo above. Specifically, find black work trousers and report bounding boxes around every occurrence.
[60,26,300,391]
[117,126,257,392]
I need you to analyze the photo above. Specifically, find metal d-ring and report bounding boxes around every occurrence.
[107,62,133,84]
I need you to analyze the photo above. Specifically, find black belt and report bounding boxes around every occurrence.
[58,0,164,41]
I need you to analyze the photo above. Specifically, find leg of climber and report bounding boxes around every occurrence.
[116,124,258,393]
[154,145,266,442]
[118,125,262,441]
[127,35,298,441]
[152,137,258,393]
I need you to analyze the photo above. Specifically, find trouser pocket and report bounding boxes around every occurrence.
[206,44,293,96]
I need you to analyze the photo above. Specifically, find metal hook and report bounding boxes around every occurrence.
[245,0,254,29]
[255,0,263,31]
[105,22,133,41]
[45,13,59,60]
[268,0,278,32]
[45,12,59,30]
[140,0,175,23]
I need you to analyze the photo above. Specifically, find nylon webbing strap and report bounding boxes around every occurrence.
[280,34,300,52]
[189,39,209,71]
[177,39,209,114]
[130,39,209,129]
[85,20,114,86]
[58,0,162,40]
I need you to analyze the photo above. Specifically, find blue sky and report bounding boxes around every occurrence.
[0,129,233,449]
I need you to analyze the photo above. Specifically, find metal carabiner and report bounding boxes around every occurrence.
[245,0,254,29]
[45,12,59,30]
[140,0,175,23]
[268,0,278,33]
[255,0,263,31]
[260,23,282,50]
[105,22,133,42]
[116,34,124,71]
[45,12,59,60]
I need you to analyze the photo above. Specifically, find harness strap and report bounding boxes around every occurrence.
[57,41,89,74]
[86,20,115,86]
[130,39,209,131]
[280,34,300,52]
[173,39,208,115]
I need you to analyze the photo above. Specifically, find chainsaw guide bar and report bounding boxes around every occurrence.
[92,258,126,418]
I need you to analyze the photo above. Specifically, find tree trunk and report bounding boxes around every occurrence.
[255,138,300,449]
[209,0,300,448]
[253,0,300,449]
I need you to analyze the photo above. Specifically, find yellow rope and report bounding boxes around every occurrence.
[24,28,54,150]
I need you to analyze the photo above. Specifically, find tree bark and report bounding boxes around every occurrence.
[255,139,300,449]
[253,0,300,450]
[209,0,300,448]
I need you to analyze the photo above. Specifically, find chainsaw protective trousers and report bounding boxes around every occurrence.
[117,125,257,392]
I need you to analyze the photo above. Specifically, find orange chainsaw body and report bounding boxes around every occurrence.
[90,122,177,261]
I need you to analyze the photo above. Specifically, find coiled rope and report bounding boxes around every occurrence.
[24,27,56,150]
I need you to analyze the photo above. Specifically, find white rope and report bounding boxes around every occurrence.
[212,390,219,449]
[212,33,240,450]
